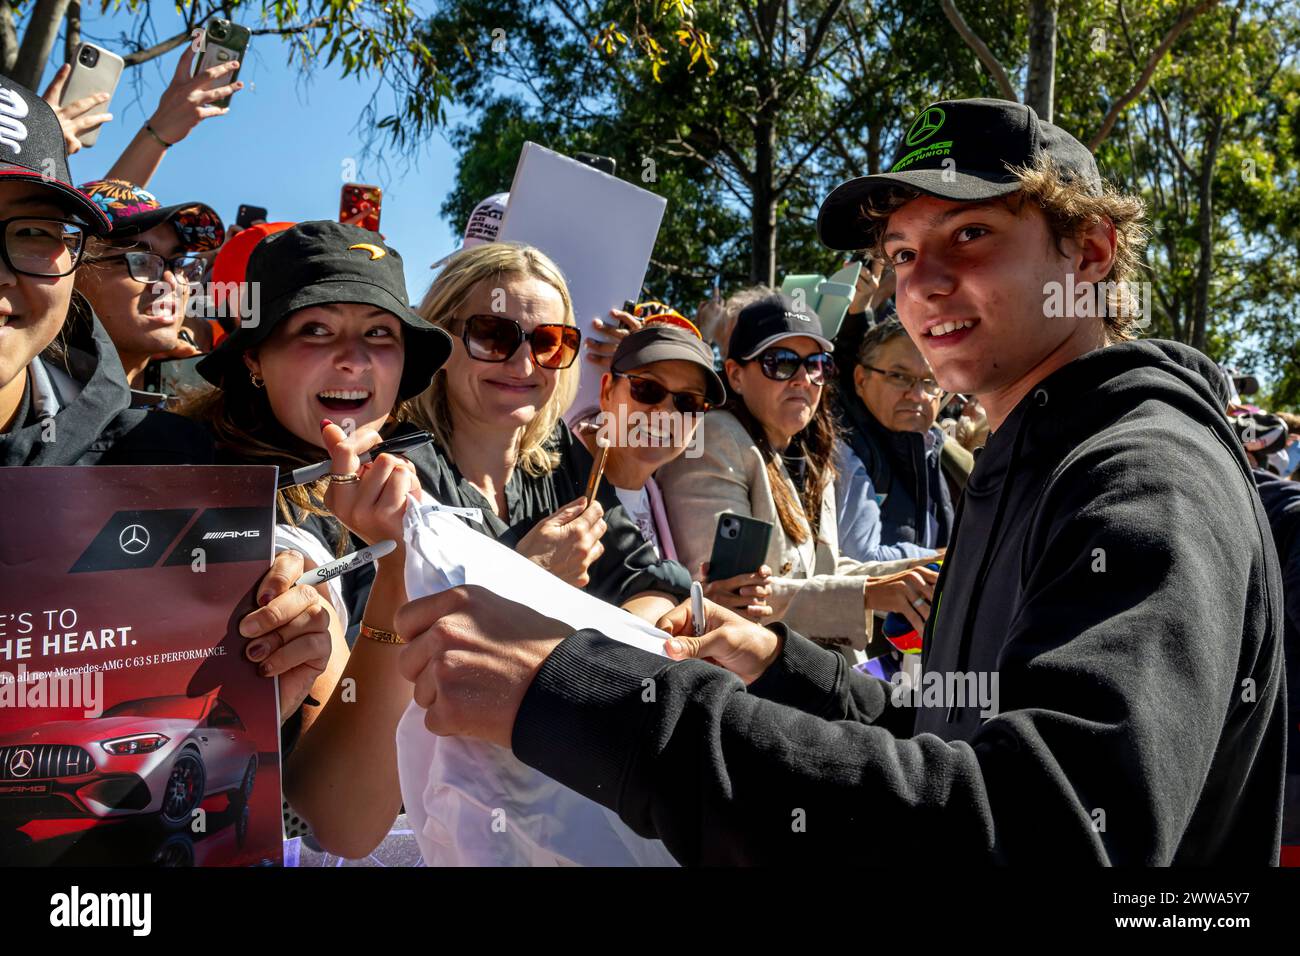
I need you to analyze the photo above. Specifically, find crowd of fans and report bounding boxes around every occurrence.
[0,46,1295,866]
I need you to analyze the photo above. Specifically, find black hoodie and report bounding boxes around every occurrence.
[0,310,213,467]
[511,339,1287,865]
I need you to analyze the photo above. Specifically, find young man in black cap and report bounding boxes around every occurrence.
[386,98,1286,865]
[0,76,212,467]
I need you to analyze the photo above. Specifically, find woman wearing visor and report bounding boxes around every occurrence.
[658,293,939,662]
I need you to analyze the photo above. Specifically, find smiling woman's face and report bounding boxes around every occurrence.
[0,182,80,395]
[441,274,567,434]
[244,302,405,448]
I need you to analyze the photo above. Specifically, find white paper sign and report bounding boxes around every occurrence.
[498,143,666,423]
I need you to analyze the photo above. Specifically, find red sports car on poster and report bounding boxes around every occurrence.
[0,694,258,830]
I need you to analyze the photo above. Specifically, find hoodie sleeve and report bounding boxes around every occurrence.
[513,419,1285,865]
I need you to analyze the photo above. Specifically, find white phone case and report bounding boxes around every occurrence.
[60,44,125,148]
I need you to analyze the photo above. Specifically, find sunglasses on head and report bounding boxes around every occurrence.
[454,314,581,370]
[614,372,712,414]
[753,347,834,385]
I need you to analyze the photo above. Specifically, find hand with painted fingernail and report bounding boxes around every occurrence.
[240,550,334,723]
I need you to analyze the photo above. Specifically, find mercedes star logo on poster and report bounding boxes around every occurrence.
[118,524,150,555]
[9,748,34,778]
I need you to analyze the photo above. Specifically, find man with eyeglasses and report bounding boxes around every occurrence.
[834,315,955,564]
[72,179,224,397]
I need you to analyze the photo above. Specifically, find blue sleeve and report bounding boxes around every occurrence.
[834,443,934,563]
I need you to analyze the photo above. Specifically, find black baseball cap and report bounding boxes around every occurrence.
[817,98,1103,251]
[197,221,452,400]
[612,325,727,406]
[0,78,110,234]
[728,293,833,361]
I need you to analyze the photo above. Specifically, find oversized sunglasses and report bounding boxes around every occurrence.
[614,372,712,414]
[454,314,581,370]
[754,347,834,385]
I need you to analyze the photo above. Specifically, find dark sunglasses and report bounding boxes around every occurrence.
[454,314,581,370]
[753,348,834,385]
[104,251,206,284]
[0,217,86,278]
[614,372,712,414]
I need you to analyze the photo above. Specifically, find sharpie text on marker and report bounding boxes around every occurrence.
[294,540,397,588]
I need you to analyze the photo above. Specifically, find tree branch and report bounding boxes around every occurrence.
[1088,0,1221,150]
[11,0,71,87]
[939,0,1016,100]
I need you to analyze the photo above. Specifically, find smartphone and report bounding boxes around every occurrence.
[236,204,267,228]
[340,184,382,232]
[193,19,250,108]
[575,152,616,176]
[707,513,773,582]
[60,43,124,148]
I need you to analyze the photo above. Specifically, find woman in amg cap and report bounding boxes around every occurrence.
[658,292,939,663]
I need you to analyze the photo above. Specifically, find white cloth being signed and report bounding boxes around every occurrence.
[395,497,677,866]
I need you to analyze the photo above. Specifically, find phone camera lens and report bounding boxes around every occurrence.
[79,47,98,67]
[210,22,227,39]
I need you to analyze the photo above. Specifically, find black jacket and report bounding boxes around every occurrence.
[0,309,213,467]
[512,340,1286,864]
[1251,469,1300,835]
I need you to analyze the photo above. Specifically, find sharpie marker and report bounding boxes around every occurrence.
[294,539,397,588]
[691,580,705,637]
[278,431,434,489]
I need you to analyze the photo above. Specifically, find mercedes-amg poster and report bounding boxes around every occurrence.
[0,466,282,866]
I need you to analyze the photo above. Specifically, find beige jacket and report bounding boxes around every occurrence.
[657,409,916,648]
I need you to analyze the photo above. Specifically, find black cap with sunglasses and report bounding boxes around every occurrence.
[729,293,836,386]
[611,325,726,409]
[197,221,452,400]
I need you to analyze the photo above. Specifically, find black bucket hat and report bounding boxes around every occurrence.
[197,221,452,399]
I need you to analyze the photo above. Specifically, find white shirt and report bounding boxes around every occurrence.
[615,484,661,559]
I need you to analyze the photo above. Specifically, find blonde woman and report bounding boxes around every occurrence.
[285,241,691,858]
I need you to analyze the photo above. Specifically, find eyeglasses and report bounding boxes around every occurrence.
[753,348,835,385]
[614,372,712,414]
[454,314,581,369]
[863,365,943,397]
[103,251,206,285]
[0,217,87,277]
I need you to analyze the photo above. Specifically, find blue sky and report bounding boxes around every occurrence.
[38,4,470,303]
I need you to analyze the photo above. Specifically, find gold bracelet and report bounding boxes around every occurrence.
[360,623,405,645]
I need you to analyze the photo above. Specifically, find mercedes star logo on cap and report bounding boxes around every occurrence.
[905,106,946,146]
[9,748,34,778]
[118,524,150,555]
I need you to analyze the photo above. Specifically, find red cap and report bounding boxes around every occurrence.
[208,221,294,346]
